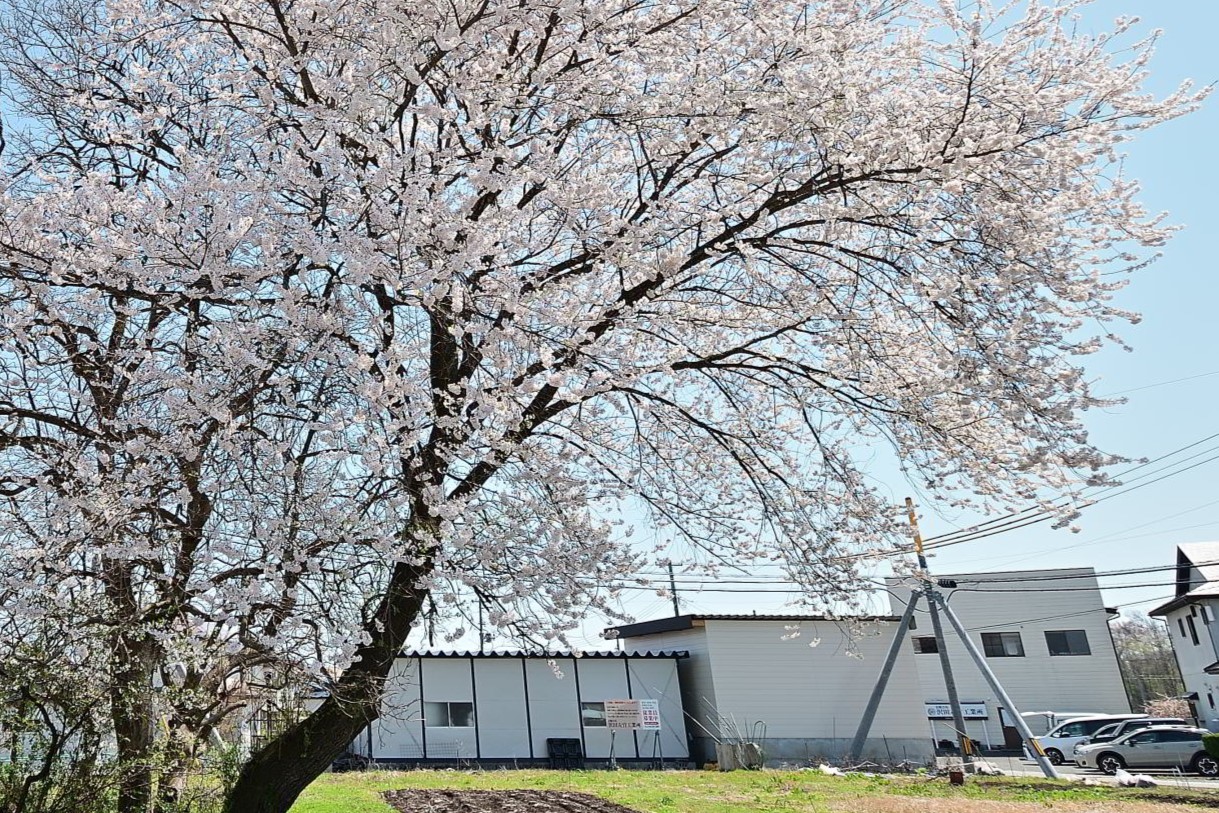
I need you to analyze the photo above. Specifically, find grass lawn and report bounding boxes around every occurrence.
[290,769,1219,813]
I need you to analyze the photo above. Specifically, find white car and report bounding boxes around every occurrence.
[1026,714,1146,765]
[1074,726,1218,776]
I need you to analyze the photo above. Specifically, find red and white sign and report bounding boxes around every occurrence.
[639,699,661,730]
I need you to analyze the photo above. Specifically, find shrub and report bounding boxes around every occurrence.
[1204,733,1219,760]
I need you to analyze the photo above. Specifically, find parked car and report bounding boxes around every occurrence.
[1074,726,1219,776]
[1076,717,1188,750]
[1026,714,1146,766]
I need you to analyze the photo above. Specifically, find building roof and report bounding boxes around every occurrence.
[1149,542,1219,616]
[397,648,688,659]
[604,613,900,640]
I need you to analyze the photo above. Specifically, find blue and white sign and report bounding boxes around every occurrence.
[925,702,988,720]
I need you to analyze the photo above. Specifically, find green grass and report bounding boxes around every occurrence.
[289,769,1219,813]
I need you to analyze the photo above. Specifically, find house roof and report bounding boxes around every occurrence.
[397,648,688,659]
[604,613,900,640]
[1149,542,1219,616]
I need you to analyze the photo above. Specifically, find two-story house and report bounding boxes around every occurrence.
[1149,542,1219,730]
[886,567,1130,750]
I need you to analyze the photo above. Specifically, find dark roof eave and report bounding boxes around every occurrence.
[1149,594,1202,617]
[607,613,902,640]
[396,649,689,660]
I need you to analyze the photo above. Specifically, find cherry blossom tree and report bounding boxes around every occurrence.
[0,0,1204,810]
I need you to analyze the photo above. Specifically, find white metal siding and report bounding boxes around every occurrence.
[626,658,689,758]
[421,658,477,758]
[524,657,582,756]
[374,658,424,758]
[701,619,930,741]
[574,658,634,758]
[473,659,531,757]
[620,628,717,740]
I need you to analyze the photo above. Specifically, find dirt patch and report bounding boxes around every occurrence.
[382,789,645,813]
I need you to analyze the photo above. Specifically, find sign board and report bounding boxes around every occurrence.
[639,699,661,730]
[925,702,988,720]
[604,699,643,730]
[603,699,663,730]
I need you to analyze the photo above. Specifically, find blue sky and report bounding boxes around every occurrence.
[916,0,1219,613]
[580,1,1219,645]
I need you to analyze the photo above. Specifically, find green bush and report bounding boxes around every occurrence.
[1203,733,1219,760]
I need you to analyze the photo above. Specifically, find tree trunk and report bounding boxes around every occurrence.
[221,559,430,813]
[110,631,159,813]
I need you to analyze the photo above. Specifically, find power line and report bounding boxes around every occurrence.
[921,439,1219,552]
[948,578,1193,594]
[920,431,1219,546]
[1105,369,1219,396]
[947,559,1219,585]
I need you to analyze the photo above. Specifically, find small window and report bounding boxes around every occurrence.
[912,636,939,654]
[424,701,475,728]
[981,632,1024,658]
[1045,630,1091,656]
[581,702,607,727]
[1179,618,1188,637]
[1210,693,1216,710]
[1188,615,1201,646]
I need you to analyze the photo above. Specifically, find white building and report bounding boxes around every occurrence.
[351,650,689,765]
[607,614,934,765]
[886,567,1130,749]
[1150,542,1219,730]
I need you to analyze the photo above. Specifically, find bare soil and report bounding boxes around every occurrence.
[382,789,645,813]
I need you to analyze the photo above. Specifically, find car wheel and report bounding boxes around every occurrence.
[1192,753,1219,777]
[1045,748,1064,766]
[1097,753,1126,775]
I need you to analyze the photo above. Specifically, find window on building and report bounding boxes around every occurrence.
[424,701,475,728]
[981,632,1025,658]
[580,702,607,727]
[1188,615,1201,646]
[1208,692,1215,710]
[912,636,939,654]
[1179,618,1188,638]
[1044,630,1091,656]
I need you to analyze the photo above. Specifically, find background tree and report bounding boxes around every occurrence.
[1111,613,1186,713]
[0,0,1205,811]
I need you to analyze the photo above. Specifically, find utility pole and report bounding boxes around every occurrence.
[933,593,1060,779]
[847,591,921,762]
[667,563,680,617]
[906,498,971,766]
[849,499,1059,780]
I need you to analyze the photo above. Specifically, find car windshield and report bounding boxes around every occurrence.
[1092,724,1120,738]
